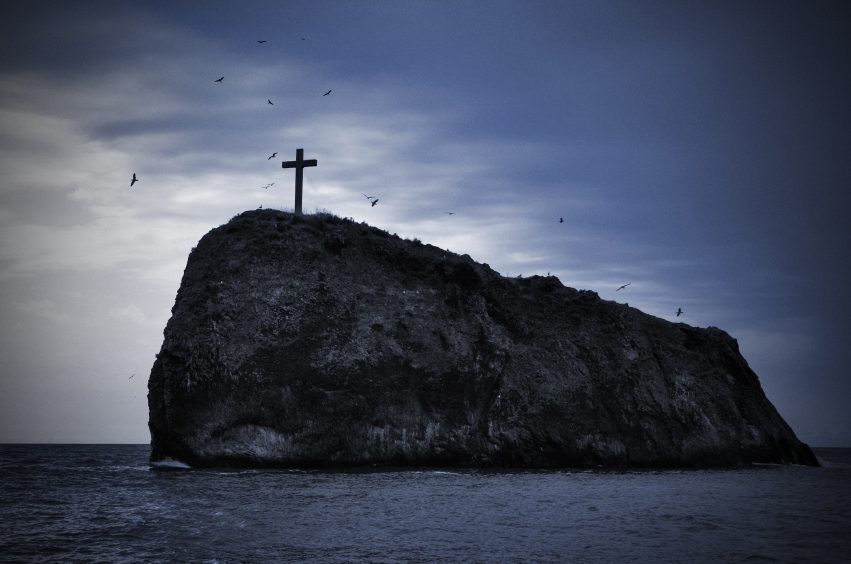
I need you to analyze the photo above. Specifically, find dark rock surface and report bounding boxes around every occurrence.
[148,210,818,468]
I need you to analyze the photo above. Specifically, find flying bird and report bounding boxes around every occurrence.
[302,38,305,40]
[371,199,379,207]
[215,77,224,82]
[676,308,683,317]
[616,283,631,291]
[363,194,376,200]
[268,99,273,105]
[130,173,138,186]
[268,152,277,160]
[129,374,135,379]
[444,212,454,215]
[257,40,266,43]
[559,218,564,223]
[323,89,332,96]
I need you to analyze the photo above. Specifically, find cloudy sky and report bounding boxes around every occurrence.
[1,1,849,446]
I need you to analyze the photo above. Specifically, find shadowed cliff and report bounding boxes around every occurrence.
[148,209,818,468]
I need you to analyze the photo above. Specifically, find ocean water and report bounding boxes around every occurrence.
[1,445,849,564]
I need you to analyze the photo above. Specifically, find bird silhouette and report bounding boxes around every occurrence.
[371,199,379,207]
[616,283,631,291]
[302,38,305,40]
[130,173,138,186]
[559,218,564,223]
[363,194,376,200]
[676,308,683,317]
[323,89,332,96]
[215,77,224,82]
[257,40,266,43]
[268,152,277,160]
[268,99,273,105]
[444,212,454,215]
[129,374,134,379]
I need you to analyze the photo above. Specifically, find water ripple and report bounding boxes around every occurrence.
[1,445,849,563]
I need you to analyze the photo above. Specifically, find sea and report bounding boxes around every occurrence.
[1,445,849,564]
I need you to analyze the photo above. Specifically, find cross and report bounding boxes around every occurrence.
[282,148,317,215]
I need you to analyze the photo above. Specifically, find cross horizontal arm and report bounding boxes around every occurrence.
[282,159,317,169]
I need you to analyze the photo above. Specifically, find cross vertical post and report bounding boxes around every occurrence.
[282,148,317,215]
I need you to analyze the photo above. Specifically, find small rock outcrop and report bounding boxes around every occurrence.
[148,210,817,468]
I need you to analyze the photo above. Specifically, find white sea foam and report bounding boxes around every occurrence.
[150,457,191,469]
[816,456,851,469]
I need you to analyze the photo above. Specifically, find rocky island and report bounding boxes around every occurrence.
[148,210,817,468]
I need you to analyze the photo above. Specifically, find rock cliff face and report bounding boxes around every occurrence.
[148,210,817,468]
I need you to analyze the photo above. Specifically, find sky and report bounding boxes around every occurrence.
[1,0,849,446]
